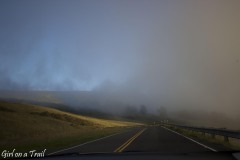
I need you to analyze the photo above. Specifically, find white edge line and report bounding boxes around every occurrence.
[161,126,217,152]
[48,132,124,155]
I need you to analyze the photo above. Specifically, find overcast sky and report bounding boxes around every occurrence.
[0,0,240,116]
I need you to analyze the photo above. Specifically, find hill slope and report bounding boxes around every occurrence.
[0,90,125,115]
[0,100,141,152]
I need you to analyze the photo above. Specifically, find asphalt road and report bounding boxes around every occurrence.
[48,126,231,156]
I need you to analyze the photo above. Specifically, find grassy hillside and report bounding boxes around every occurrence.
[0,90,61,104]
[0,100,141,153]
[0,90,125,115]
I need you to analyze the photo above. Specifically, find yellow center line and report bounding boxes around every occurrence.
[114,128,146,153]
[114,130,141,152]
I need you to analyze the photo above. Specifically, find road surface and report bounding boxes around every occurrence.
[48,126,233,156]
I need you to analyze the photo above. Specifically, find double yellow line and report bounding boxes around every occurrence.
[114,128,146,153]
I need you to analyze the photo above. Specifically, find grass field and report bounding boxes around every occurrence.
[0,100,142,153]
[164,125,240,151]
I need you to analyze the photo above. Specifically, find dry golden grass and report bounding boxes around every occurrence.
[0,101,141,152]
[165,125,240,151]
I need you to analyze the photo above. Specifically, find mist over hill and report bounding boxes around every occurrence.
[0,90,130,116]
[0,90,240,130]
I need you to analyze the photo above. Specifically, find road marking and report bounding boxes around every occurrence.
[116,130,143,152]
[48,131,125,155]
[161,126,217,152]
[114,128,146,152]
